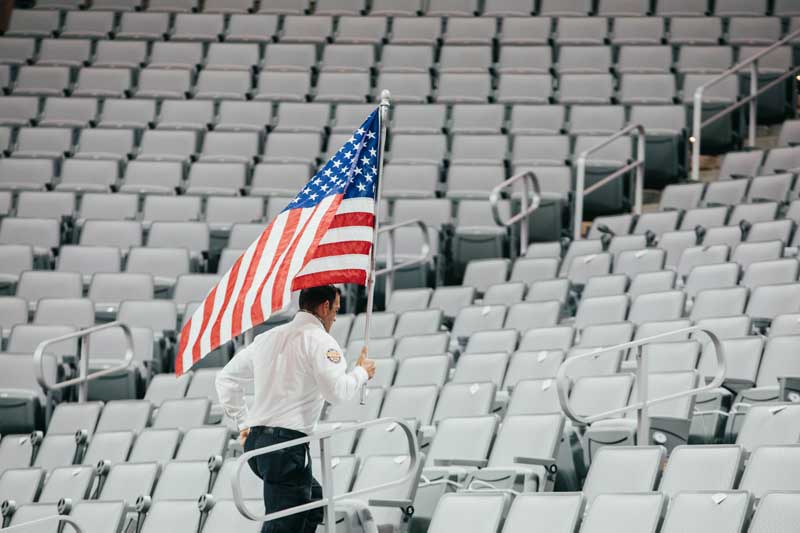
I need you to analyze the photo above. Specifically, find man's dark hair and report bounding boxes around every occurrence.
[299,285,340,312]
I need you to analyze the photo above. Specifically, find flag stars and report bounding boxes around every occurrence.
[313,178,322,186]
[366,131,376,139]
[353,167,362,175]
[361,156,371,165]
[303,187,312,195]
[369,147,377,157]
[344,150,353,159]
[323,168,333,178]
[356,182,366,192]
[357,128,366,135]
[332,160,342,169]
[309,193,318,200]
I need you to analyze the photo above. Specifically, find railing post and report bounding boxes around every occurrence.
[691,87,703,181]
[78,336,89,403]
[319,437,336,533]
[574,157,586,240]
[636,342,650,445]
[634,128,645,215]
[519,175,530,256]
[748,62,758,148]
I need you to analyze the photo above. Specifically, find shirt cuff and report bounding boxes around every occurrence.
[352,365,369,386]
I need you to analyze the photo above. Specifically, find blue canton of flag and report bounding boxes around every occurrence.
[287,109,380,210]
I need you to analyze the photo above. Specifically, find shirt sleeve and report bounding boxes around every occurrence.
[308,332,368,404]
[215,342,256,431]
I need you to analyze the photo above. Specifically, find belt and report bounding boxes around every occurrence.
[250,425,308,440]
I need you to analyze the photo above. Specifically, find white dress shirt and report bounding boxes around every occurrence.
[215,311,368,434]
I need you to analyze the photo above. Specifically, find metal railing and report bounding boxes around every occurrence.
[556,326,726,445]
[690,27,800,181]
[34,321,135,403]
[232,417,419,533]
[375,219,433,306]
[573,124,645,240]
[489,170,542,256]
[2,515,82,532]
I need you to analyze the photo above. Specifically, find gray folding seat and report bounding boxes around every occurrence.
[169,13,224,42]
[36,464,97,503]
[443,18,494,46]
[761,146,800,175]
[392,309,442,338]
[152,398,210,430]
[228,223,268,249]
[37,39,93,70]
[273,102,329,133]
[582,274,629,298]
[690,286,748,321]
[633,318,692,341]
[147,0,198,12]
[0,158,56,192]
[389,134,446,166]
[324,387,384,423]
[95,99,155,131]
[628,104,687,184]
[157,100,214,132]
[526,278,570,305]
[769,314,800,338]
[538,0,590,15]
[262,43,316,72]
[5,9,59,37]
[137,130,198,163]
[15,191,74,220]
[214,102,272,135]
[574,294,629,329]
[606,234,646,252]
[0,296,27,337]
[682,74,740,151]
[119,161,183,195]
[616,45,672,74]
[143,195,201,225]
[0,36,36,66]
[147,222,209,264]
[747,173,793,203]
[133,69,191,100]
[483,282,527,306]
[382,163,439,199]
[612,16,665,46]
[0,467,44,506]
[740,446,796,506]
[249,163,311,197]
[669,17,721,46]
[675,245,729,280]
[425,0,476,16]
[0,96,39,129]
[72,67,133,99]
[147,42,203,71]
[16,270,83,309]
[89,272,153,316]
[449,104,504,135]
[314,72,371,103]
[496,73,554,104]
[389,16,440,46]
[684,262,739,298]
[198,134,259,166]
[631,212,680,238]
[386,289,432,314]
[174,426,228,461]
[435,73,492,104]
[746,221,793,245]
[73,129,135,163]
[150,460,212,502]
[659,184,703,212]
[659,491,750,533]
[452,351,509,389]
[206,196,263,233]
[262,132,321,165]
[348,312,397,341]
[33,297,95,329]
[11,127,72,160]
[680,207,729,231]
[729,18,781,48]
[578,321,634,349]
[509,257,559,285]
[703,180,748,208]
[387,105,444,137]
[659,445,742,499]
[564,252,612,286]
[613,249,666,279]
[558,74,614,104]
[331,16,385,46]
[731,241,782,271]
[280,15,332,44]
[173,274,220,315]
[557,46,613,75]
[569,105,626,136]
[0,218,60,263]
[374,72,431,103]
[92,40,147,70]
[112,13,166,40]
[80,220,142,250]
[511,135,570,167]
[464,328,519,356]
[204,43,260,72]
[619,73,676,105]
[677,45,733,75]
[572,134,635,214]
[12,66,70,97]
[40,246,109,284]
[320,43,374,72]
[734,403,800,455]
[461,259,510,295]
[582,446,664,505]
[330,104,376,134]
[628,290,686,324]
[778,120,800,149]
[53,159,115,194]
[554,17,607,46]
[126,247,189,292]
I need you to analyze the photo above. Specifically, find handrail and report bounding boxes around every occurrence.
[2,515,82,532]
[573,124,645,240]
[375,218,432,306]
[556,326,726,445]
[232,417,419,533]
[690,27,800,181]
[489,170,542,256]
[33,321,135,403]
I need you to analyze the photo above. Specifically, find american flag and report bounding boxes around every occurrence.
[175,109,381,375]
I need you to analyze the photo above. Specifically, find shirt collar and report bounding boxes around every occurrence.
[293,310,325,331]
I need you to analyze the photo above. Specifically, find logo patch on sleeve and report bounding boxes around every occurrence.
[325,348,342,364]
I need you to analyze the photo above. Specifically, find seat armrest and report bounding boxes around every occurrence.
[367,498,413,509]
[513,456,558,473]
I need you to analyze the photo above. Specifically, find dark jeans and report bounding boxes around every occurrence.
[244,426,324,533]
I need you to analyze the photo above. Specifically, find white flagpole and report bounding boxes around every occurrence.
[360,90,391,404]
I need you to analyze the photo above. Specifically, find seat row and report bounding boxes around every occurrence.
[16,0,800,19]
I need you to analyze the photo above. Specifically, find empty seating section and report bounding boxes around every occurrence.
[1,2,800,533]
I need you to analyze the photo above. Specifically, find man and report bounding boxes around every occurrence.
[216,285,376,533]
